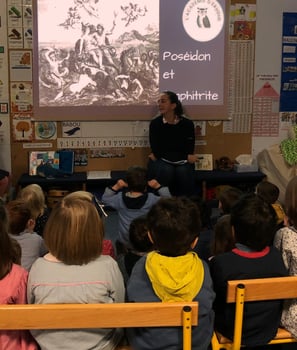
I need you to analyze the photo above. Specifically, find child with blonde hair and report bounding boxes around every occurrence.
[17,184,50,236]
[64,190,115,258]
[27,196,125,350]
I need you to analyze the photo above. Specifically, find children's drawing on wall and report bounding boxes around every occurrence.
[230,3,256,40]
[12,113,33,141]
[10,82,33,113]
[90,148,125,159]
[9,50,32,81]
[194,121,206,137]
[37,0,159,107]
[34,121,57,140]
[280,112,297,131]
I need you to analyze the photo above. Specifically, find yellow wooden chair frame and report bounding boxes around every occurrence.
[0,302,198,350]
[212,276,297,350]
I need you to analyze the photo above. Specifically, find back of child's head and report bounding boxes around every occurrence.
[284,176,297,228]
[189,195,212,229]
[219,186,243,214]
[65,190,93,202]
[129,215,153,253]
[256,181,280,204]
[211,214,234,256]
[230,193,276,251]
[147,197,201,257]
[44,196,103,265]
[6,199,32,236]
[126,166,147,192]
[0,203,21,279]
[17,183,46,219]
[64,191,105,230]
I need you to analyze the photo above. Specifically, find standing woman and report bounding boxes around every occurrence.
[148,90,197,196]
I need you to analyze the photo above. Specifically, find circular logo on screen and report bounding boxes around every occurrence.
[183,0,224,42]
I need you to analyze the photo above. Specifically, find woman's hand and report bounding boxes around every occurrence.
[187,154,198,164]
[149,153,156,161]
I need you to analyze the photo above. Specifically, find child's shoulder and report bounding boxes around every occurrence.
[9,263,28,278]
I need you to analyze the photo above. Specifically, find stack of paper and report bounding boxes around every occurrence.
[87,170,112,180]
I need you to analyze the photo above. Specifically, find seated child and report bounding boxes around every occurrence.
[209,214,234,259]
[274,176,297,339]
[211,186,243,227]
[124,215,153,276]
[17,184,51,237]
[101,166,171,251]
[0,202,38,349]
[65,191,116,258]
[209,193,288,347]
[190,195,214,261]
[126,197,215,350]
[27,196,125,350]
[218,186,243,215]
[6,199,48,270]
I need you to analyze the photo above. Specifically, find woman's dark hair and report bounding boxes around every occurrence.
[163,91,184,117]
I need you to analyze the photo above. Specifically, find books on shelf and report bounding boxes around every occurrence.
[87,170,111,180]
[29,151,59,176]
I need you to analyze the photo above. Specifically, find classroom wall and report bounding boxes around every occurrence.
[1,0,294,188]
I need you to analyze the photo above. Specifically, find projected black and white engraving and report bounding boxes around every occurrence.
[37,0,159,107]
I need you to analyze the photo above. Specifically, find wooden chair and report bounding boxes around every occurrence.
[211,276,297,350]
[0,301,198,350]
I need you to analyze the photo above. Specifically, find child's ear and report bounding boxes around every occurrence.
[191,237,199,249]
[148,231,154,244]
[27,218,35,230]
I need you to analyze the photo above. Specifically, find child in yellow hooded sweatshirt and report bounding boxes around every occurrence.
[126,197,215,350]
